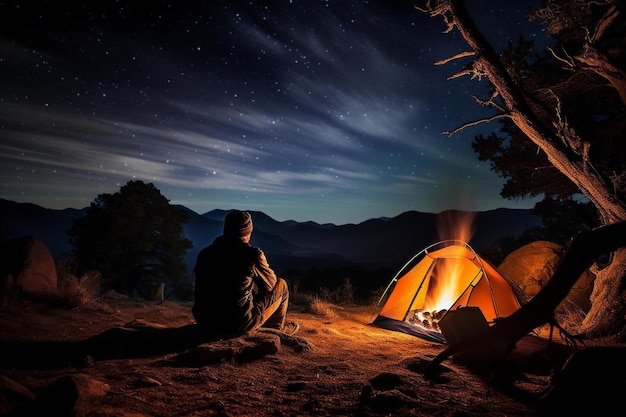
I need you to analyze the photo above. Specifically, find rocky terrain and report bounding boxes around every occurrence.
[0,292,585,417]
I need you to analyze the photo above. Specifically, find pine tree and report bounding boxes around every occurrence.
[68,180,192,297]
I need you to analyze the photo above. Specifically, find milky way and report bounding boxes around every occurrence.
[0,0,545,224]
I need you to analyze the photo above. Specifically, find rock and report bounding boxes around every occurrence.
[0,236,57,298]
[172,333,281,366]
[362,389,420,412]
[0,373,36,415]
[103,289,128,299]
[57,270,101,300]
[133,376,162,387]
[499,240,594,313]
[25,374,110,417]
[58,273,79,293]
[369,372,403,390]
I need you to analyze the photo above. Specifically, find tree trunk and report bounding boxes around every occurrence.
[582,247,626,337]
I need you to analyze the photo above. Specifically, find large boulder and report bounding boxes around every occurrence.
[0,236,57,299]
[499,240,594,314]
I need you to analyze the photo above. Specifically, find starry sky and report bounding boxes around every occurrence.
[0,0,546,225]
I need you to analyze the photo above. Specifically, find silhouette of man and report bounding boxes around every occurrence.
[192,210,298,335]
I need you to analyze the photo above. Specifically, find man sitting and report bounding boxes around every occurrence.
[192,210,299,336]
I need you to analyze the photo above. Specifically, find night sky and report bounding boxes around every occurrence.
[1,0,545,225]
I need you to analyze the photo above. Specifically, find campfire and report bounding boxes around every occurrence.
[403,259,463,333]
[369,210,486,341]
[406,211,477,333]
[409,309,448,331]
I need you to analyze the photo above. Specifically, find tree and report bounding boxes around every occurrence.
[417,0,626,338]
[68,180,192,297]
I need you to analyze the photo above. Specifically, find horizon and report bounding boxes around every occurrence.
[4,195,539,225]
[1,196,535,227]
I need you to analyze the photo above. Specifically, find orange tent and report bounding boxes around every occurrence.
[369,240,525,343]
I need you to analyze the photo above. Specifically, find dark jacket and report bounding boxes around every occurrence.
[192,235,277,333]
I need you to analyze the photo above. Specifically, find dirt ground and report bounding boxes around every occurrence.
[0,292,595,417]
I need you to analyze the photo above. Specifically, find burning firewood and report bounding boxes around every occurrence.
[409,309,448,331]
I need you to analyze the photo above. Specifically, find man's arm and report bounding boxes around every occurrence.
[252,249,278,292]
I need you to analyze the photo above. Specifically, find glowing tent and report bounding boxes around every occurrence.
[369,240,526,343]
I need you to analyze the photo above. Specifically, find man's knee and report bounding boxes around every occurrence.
[276,278,289,297]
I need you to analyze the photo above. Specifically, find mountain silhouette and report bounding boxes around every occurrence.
[0,198,541,276]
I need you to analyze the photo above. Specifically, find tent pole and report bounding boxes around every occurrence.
[402,260,437,322]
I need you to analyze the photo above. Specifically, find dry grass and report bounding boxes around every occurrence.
[302,297,340,321]
[554,300,588,335]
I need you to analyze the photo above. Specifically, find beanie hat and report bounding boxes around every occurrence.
[223,210,253,237]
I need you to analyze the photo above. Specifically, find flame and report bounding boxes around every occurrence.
[421,211,478,315]
[422,257,474,313]
[437,210,476,243]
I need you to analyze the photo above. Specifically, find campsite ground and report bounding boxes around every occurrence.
[0,292,601,417]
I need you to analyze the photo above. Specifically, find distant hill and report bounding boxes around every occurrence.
[0,198,541,276]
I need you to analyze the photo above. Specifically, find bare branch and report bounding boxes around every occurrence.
[434,50,476,66]
[469,91,505,112]
[447,68,473,80]
[547,46,575,69]
[590,0,620,43]
[552,94,583,154]
[414,1,449,16]
[574,47,626,105]
[414,2,455,33]
[443,113,508,136]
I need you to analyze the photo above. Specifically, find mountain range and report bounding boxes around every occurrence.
[0,198,541,276]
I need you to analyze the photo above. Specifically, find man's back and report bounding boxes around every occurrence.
[192,235,259,332]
